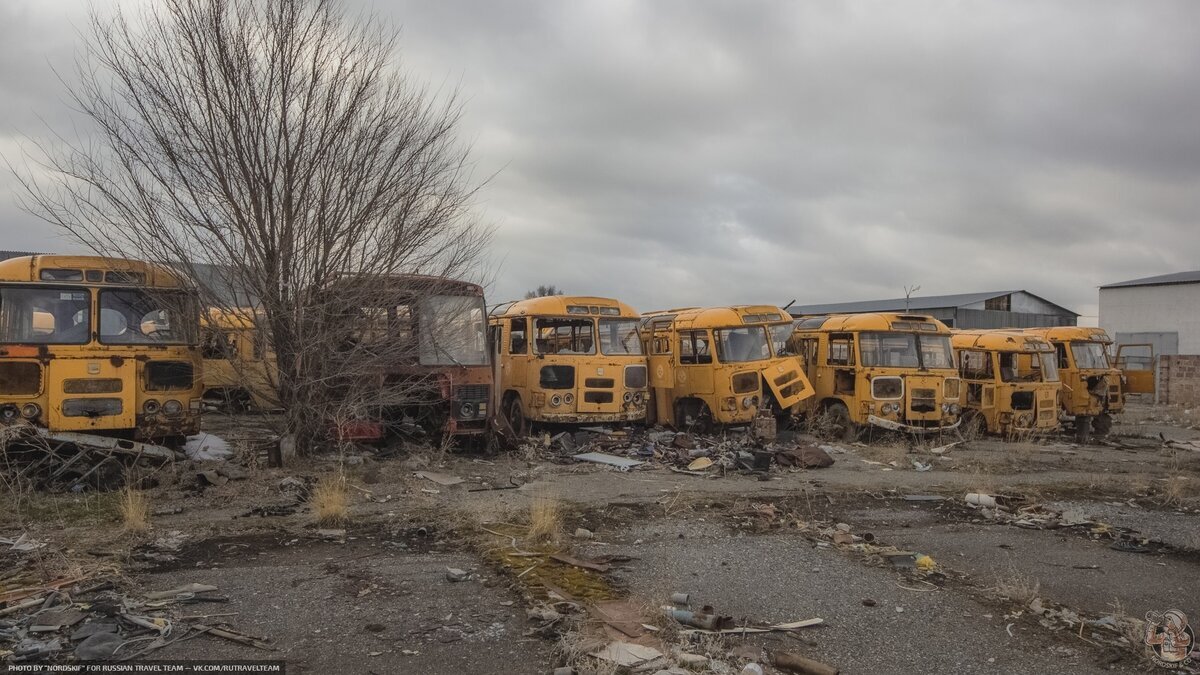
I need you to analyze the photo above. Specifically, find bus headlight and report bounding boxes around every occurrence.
[563,393,575,405]
[950,403,961,415]
[163,400,183,416]
[623,392,633,403]
[143,399,161,414]
[550,394,562,407]
[459,401,477,418]
[633,392,644,405]
[941,402,951,413]
[20,403,41,419]
[881,402,899,415]
[0,405,19,421]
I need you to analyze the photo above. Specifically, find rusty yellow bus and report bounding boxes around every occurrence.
[639,306,813,432]
[952,330,1060,436]
[488,296,647,434]
[0,255,202,443]
[790,313,961,440]
[201,307,279,412]
[1024,326,1124,442]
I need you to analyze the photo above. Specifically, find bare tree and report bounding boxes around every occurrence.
[15,0,492,453]
[524,285,564,299]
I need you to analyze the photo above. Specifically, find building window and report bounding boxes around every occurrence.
[984,294,1011,312]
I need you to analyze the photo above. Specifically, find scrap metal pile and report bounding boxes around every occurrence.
[0,427,177,492]
[528,425,838,476]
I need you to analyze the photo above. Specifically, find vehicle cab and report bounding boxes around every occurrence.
[639,305,813,432]
[789,313,961,439]
[1024,326,1124,441]
[488,296,647,433]
[951,330,1061,436]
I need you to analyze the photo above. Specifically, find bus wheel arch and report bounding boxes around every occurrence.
[502,391,527,437]
[822,399,857,442]
[675,397,713,433]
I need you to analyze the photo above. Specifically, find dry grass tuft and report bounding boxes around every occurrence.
[119,487,150,533]
[527,495,563,545]
[991,567,1041,605]
[313,472,349,526]
[1159,475,1192,508]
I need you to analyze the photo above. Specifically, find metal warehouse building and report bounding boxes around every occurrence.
[1100,271,1200,356]
[789,290,1078,329]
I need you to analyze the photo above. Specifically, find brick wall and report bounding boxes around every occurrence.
[1157,355,1200,406]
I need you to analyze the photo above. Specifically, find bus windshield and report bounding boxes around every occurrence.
[99,289,198,345]
[769,323,799,357]
[1002,351,1060,382]
[861,332,954,369]
[714,326,769,363]
[418,295,488,366]
[599,318,643,355]
[1071,341,1110,369]
[0,286,91,344]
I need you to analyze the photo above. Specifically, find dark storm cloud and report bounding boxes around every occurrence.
[3,1,1199,321]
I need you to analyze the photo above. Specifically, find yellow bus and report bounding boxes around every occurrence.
[488,296,647,434]
[790,313,961,439]
[201,307,279,411]
[0,255,203,443]
[639,306,813,432]
[1023,326,1124,442]
[951,330,1060,436]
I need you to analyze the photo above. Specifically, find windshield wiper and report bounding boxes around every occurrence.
[430,340,464,367]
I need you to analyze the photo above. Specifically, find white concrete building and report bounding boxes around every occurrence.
[1099,271,1200,355]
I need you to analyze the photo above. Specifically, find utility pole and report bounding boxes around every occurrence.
[903,284,921,312]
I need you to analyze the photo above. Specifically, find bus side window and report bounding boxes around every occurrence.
[509,318,527,354]
[960,350,992,380]
[652,334,671,355]
[1055,343,1068,369]
[801,338,819,368]
[828,335,853,366]
[679,332,696,364]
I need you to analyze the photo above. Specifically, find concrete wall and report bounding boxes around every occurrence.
[1157,355,1200,406]
[1100,283,1200,354]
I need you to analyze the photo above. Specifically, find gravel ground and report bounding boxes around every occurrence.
[1046,500,1200,550]
[586,519,1134,675]
[141,534,552,674]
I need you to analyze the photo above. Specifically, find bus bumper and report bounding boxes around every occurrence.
[867,415,960,435]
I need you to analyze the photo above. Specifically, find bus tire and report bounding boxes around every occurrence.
[1074,415,1092,445]
[1093,413,1113,436]
[826,402,857,443]
[506,395,527,438]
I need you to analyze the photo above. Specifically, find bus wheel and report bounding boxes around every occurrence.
[826,402,857,442]
[506,396,527,438]
[1093,413,1113,436]
[1074,415,1093,445]
[962,411,987,439]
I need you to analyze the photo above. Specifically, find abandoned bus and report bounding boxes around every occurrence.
[639,306,813,432]
[0,255,202,443]
[789,313,961,439]
[320,274,491,441]
[951,330,1061,436]
[1023,326,1124,442]
[200,307,279,412]
[488,296,647,434]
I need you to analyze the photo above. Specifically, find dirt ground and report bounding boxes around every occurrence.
[3,400,1199,674]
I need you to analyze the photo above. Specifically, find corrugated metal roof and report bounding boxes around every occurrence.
[789,290,1077,317]
[0,251,42,261]
[1100,270,1200,289]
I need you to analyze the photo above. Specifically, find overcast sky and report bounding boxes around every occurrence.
[3,1,1199,323]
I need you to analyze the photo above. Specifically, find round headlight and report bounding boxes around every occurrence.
[460,401,476,417]
[550,394,562,407]
[741,396,753,409]
[163,399,183,415]
[623,392,633,403]
[950,403,961,415]
[20,403,41,419]
[0,405,19,421]
[563,393,575,405]
[941,402,951,413]
[143,399,161,414]
[633,392,644,405]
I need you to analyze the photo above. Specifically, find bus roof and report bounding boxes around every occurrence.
[322,272,484,298]
[794,312,951,334]
[1023,326,1112,344]
[641,305,791,329]
[952,329,1053,353]
[0,255,187,287]
[489,295,639,319]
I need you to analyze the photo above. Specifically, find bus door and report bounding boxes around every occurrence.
[646,327,674,425]
[676,330,715,394]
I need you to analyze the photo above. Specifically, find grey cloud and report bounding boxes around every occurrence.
[3,0,1199,322]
